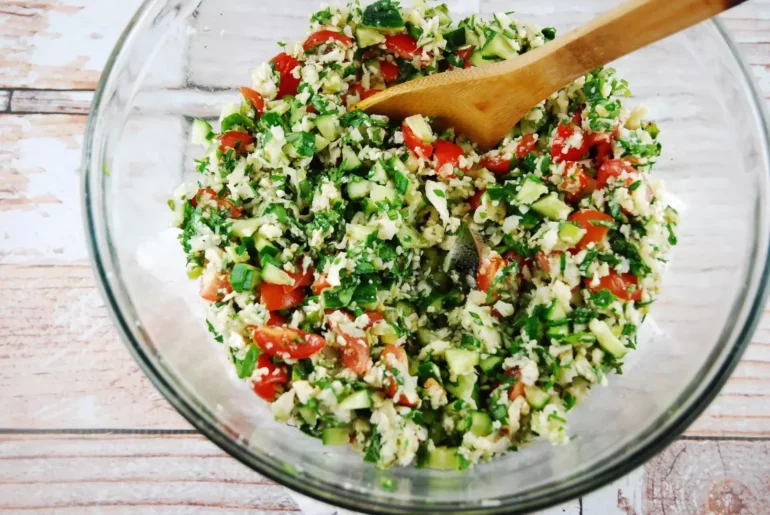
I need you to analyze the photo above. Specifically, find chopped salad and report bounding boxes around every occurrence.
[170,0,678,470]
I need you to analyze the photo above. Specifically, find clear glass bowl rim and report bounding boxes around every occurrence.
[81,2,770,513]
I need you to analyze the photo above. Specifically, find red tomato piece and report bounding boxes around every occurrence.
[561,163,593,203]
[260,283,306,311]
[200,270,232,302]
[568,210,614,250]
[585,271,642,302]
[477,255,505,294]
[191,188,243,219]
[535,250,552,273]
[271,52,301,98]
[515,133,537,159]
[379,60,399,82]
[402,121,434,158]
[504,368,525,401]
[303,30,354,51]
[267,312,288,326]
[381,345,417,407]
[239,87,265,115]
[469,189,485,211]
[597,159,636,189]
[311,274,331,296]
[327,312,371,376]
[251,354,289,402]
[434,139,464,179]
[252,326,325,359]
[284,263,314,292]
[572,108,583,125]
[502,251,524,269]
[480,154,511,174]
[219,131,254,155]
[384,34,419,59]
[364,312,386,329]
[587,131,613,164]
[456,47,474,68]
[551,123,589,163]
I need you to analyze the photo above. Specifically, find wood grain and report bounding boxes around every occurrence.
[9,89,93,114]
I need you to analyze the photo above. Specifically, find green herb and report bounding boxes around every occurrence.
[469,311,483,326]
[364,430,382,463]
[564,393,576,411]
[234,345,259,378]
[310,6,333,24]
[578,249,599,275]
[461,334,482,349]
[541,27,557,41]
[666,223,678,245]
[560,252,566,272]
[433,188,446,198]
[286,132,316,157]
[221,113,256,132]
[446,52,464,68]
[629,180,642,191]
[591,289,616,308]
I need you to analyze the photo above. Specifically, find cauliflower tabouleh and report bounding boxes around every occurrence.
[169,0,678,470]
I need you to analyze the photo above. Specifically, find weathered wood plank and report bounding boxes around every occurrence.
[644,439,770,515]
[0,433,301,513]
[583,466,645,515]
[0,90,10,112]
[9,89,93,114]
[0,0,144,89]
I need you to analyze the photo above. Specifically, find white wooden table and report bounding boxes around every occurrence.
[1,1,769,513]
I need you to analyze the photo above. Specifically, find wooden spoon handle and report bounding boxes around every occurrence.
[524,0,747,95]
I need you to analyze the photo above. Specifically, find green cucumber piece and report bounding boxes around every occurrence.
[516,177,549,204]
[190,119,214,145]
[559,221,586,246]
[468,49,489,67]
[321,427,350,446]
[290,106,308,125]
[254,234,279,256]
[230,263,260,292]
[341,146,362,171]
[443,27,466,49]
[261,263,294,286]
[315,134,330,152]
[425,446,461,470]
[231,218,260,238]
[479,356,503,373]
[404,115,435,143]
[297,406,317,426]
[469,411,493,437]
[446,373,477,402]
[355,27,387,47]
[531,194,573,220]
[314,114,340,141]
[370,183,398,204]
[524,385,550,409]
[346,178,372,200]
[346,223,377,243]
[368,161,389,184]
[480,32,517,60]
[589,319,628,358]
[338,390,372,410]
[397,224,428,249]
[444,349,480,376]
[361,0,405,32]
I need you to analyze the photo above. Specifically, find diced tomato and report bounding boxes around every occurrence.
[383,34,420,59]
[381,345,417,407]
[260,283,306,311]
[364,312,386,329]
[480,153,511,174]
[346,82,381,105]
[271,52,301,98]
[572,108,583,125]
[535,250,552,273]
[551,123,589,162]
[266,312,288,326]
[516,133,537,159]
[456,47,474,68]
[191,188,243,219]
[311,274,331,296]
[587,131,614,164]
[200,270,232,302]
[561,163,594,202]
[434,139,464,179]
[284,263,314,292]
[252,326,325,359]
[327,312,371,376]
[239,87,265,115]
[303,30,354,51]
[597,159,636,189]
[505,368,525,401]
[379,60,399,83]
[502,251,524,269]
[585,271,642,302]
[306,105,317,114]
[219,131,254,155]
[469,189,485,211]
[568,210,614,250]
[251,354,289,402]
[402,121,434,158]
[477,254,505,294]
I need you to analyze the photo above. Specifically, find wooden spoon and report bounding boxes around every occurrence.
[355,0,746,150]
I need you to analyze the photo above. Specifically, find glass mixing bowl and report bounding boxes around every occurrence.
[82,0,770,513]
